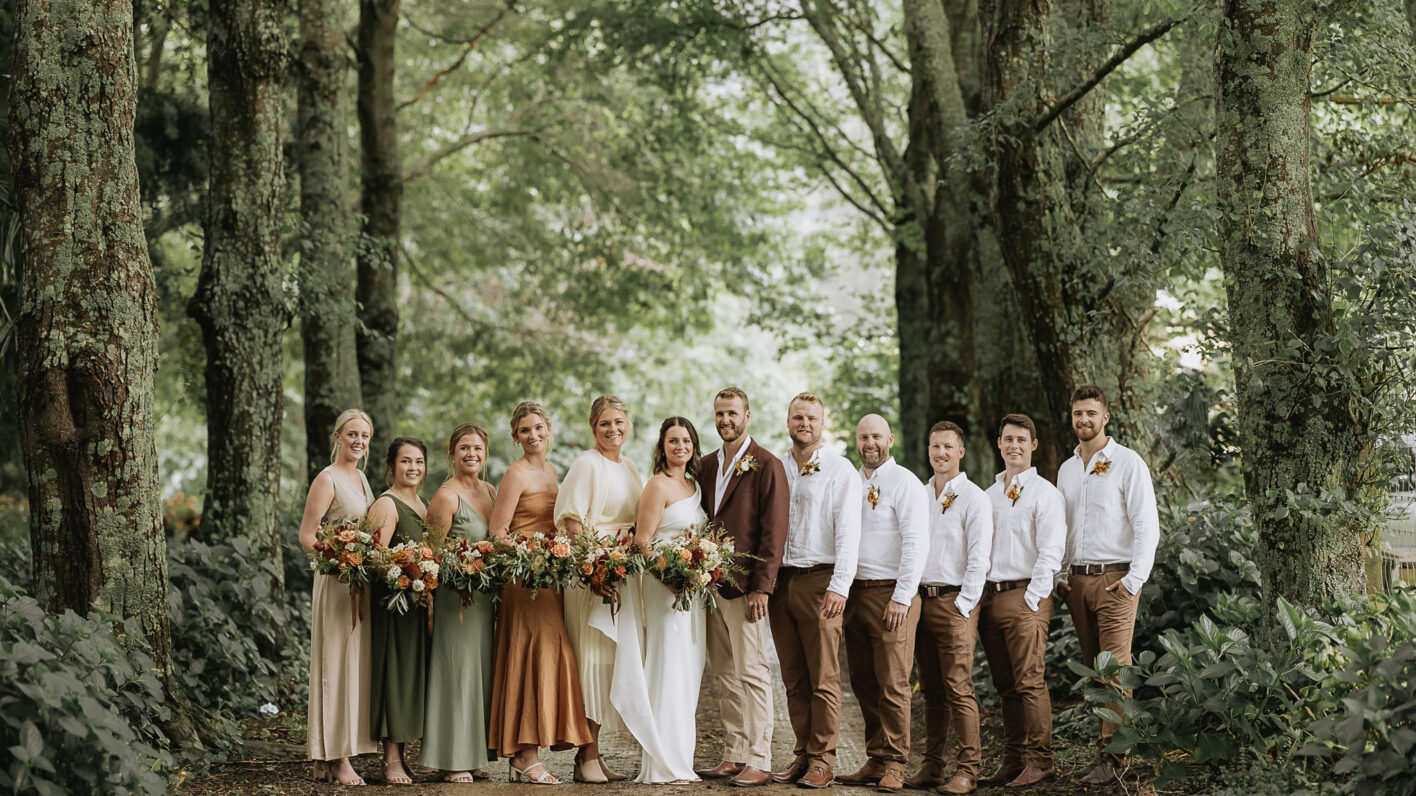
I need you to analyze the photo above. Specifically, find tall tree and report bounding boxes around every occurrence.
[188,0,290,611]
[356,0,402,445]
[1215,0,1369,613]
[10,0,192,740]
[299,0,362,482]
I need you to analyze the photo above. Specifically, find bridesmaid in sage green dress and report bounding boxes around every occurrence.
[365,437,431,786]
[423,423,498,782]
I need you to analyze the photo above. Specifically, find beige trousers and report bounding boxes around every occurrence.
[706,594,775,770]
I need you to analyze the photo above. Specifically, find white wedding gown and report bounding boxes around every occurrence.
[609,486,707,783]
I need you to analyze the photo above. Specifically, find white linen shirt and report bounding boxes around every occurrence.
[985,467,1066,612]
[1056,437,1160,596]
[857,458,929,607]
[714,435,753,515]
[922,472,993,617]
[779,448,862,597]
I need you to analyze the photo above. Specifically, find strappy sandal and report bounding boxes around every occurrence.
[382,761,412,785]
[510,760,561,785]
[441,770,476,783]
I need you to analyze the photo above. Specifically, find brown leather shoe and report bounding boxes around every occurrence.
[936,774,977,795]
[904,761,945,790]
[837,759,887,786]
[877,766,907,793]
[796,762,834,789]
[1004,766,1055,789]
[772,757,809,784]
[978,763,1023,786]
[1079,759,1119,785]
[1072,754,1103,781]
[730,766,772,787]
[697,761,745,780]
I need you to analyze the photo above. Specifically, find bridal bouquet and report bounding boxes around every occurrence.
[649,522,747,612]
[309,518,378,585]
[503,530,577,599]
[440,536,512,607]
[375,539,440,615]
[572,532,645,610]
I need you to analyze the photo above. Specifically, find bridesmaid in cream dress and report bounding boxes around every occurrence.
[299,409,378,786]
[554,395,643,782]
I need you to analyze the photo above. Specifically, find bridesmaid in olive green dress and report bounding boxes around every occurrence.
[365,437,431,786]
[423,423,498,783]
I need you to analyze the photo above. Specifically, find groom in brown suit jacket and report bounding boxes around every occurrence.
[696,386,790,788]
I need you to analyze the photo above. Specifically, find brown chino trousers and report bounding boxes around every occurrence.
[768,567,843,766]
[978,586,1053,770]
[1064,569,1140,750]
[914,592,982,778]
[843,582,921,764]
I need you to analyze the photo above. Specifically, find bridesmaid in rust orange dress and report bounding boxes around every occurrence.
[488,401,592,784]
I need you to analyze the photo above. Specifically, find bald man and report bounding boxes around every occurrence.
[837,415,928,792]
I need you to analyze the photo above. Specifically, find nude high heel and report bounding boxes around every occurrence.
[574,756,609,784]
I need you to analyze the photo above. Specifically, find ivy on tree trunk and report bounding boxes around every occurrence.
[10,0,193,742]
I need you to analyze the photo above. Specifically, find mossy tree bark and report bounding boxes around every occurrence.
[188,0,290,629]
[1215,0,1370,614]
[299,0,362,483]
[356,0,402,446]
[10,0,193,741]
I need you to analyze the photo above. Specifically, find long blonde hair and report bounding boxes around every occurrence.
[330,409,374,468]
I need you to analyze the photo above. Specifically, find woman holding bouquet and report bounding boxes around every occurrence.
[423,423,497,783]
[300,409,378,786]
[365,438,431,785]
[625,417,710,783]
[553,394,643,782]
[489,402,592,784]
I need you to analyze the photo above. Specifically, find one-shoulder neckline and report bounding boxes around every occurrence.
[668,485,701,507]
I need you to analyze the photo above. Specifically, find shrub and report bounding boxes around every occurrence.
[0,576,173,795]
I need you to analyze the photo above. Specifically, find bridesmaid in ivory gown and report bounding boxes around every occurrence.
[300,410,378,786]
[423,423,497,783]
[489,402,592,784]
[622,417,709,783]
[365,438,431,786]
[555,395,643,783]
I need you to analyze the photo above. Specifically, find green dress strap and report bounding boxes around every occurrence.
[449,493,489,543]
[385,494,424,546]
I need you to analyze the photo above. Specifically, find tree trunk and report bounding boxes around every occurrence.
[10,0,193,741]
[299,0,362,484]
[188,0,290,625]
[356,0,402,446]
[1215,0,1369,615]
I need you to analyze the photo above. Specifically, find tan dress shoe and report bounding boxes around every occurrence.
[1079,759,1119,785]
[877,766,907,793]
[1004,765,1055,789]
[978,763,1023,786]
[837,759,888,785]
[697,761,745,780]
[730,766,772,787]
[904,762,945,790]
[937,774,977,794]
[796,762,834,789]
[772,757,809,784]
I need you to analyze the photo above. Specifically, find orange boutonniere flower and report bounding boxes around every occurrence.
[734,454,759,476]
[867,484,881,509]
[1006,483,1023,506]
[799,459,821,476]
[1091,460,1111,476]
[940,490,957,514]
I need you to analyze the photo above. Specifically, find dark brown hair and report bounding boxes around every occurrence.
[997,414,1037,441]
[652,417,702,481]
[1070,384,1109,411]
[929,420,966,443]
[383,437,428,487]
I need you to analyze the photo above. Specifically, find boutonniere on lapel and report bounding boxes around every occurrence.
[867,484,881,509]
[1006,482,1023,506]
[734,453,759,476]
[799,459,820,476]
[940,490,957,514]
[1091,460,1112,476]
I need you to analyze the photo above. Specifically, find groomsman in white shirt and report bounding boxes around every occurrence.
[1055,385,1159,785]
[768,392,862,789]
[837,415,927,793]
[907,421,992,795]
[978,413,1065,789]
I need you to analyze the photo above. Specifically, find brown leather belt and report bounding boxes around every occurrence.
[985,579,1028,593]
[854,578,896,588]
[1070,562,1130,576]
[779,563,833,577]
[920,584,961,598]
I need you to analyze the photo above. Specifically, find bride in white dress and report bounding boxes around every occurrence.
[613,416,709,783]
